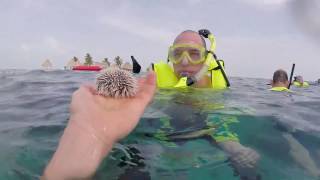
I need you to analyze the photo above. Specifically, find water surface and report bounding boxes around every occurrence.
[0,69,319,180]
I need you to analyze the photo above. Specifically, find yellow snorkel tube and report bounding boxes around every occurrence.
[174,29,230,88]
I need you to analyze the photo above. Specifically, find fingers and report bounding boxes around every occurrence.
[137,76,146,88]
[136,71,157,105]
[72,84,97,101]
[145,71,156,86]
[137,71,156,89]
[230,148,260,168]
[82,84,98,95]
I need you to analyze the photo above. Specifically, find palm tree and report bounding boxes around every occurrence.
[102,58,110,66]
[84,53,93,65]
[73,56,79,63]
[114,56,123,67]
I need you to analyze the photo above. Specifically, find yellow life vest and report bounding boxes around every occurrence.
[293,81,309,88]
[270,87,292,92]
[152,60,228,89]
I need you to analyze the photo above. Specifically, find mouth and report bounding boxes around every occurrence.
[179,71,195,77]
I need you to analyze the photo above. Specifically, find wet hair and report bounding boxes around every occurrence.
[273,69,289,84]
[174,30,207,49]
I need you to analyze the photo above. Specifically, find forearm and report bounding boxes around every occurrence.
[217,141,246,155]
[43,117,115,180]
[283,133,320,177]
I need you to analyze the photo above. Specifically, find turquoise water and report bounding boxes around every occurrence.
[0,69,319,180]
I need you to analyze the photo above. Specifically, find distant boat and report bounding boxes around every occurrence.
[41,59,53,70]
[131,56,141,74]
[72,65,102,71]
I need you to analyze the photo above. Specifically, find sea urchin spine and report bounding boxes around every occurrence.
[96,67,137,98]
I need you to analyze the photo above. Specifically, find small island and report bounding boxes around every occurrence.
[63,53,140,73]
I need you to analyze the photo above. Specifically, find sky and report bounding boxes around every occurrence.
[0,0,319,80]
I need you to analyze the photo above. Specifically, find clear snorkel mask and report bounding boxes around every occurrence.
[168,44,207,65]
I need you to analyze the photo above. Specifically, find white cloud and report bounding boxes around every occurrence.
[262,0,290,5]
[43,36,66,54]
[19,36,67,57]
[20,43,31,52]
[237,0,291,8]
[98,15,176,44]
[21,0,46,9]
[217,35,320,80]
[187,0,203,6]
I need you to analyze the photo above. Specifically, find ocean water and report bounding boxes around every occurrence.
[0,69,319,180]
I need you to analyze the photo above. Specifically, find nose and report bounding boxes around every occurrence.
[181,56,189,65]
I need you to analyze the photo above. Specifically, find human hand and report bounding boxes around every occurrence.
[43,71,156,180]
[70,71,157,142]
[229,147,261,180]
[229,146,260,169]
[218,141,260,180]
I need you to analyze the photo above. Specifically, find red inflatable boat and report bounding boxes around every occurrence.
[72,66,102,71]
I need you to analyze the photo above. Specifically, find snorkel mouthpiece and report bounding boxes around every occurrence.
[186,77,196,86]
[174,58,210,88]
[180,72,189,77]
[179,72,196,86]
[96,67,138,98]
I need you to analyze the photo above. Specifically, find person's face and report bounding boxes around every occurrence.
[285,81,290,87]
[296,76,303,83]
[171,33,205,78]
[271,80,289,88]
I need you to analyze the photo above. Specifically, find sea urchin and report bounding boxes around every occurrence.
[96,67,137,98]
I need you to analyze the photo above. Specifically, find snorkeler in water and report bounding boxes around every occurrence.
[270,69,291,92]
[147,30,260,180]
[308,78,320,86]
[44,30,260,180]
[293,75,310,88]
[269,69,320,178]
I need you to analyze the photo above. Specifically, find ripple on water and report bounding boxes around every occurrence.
[0,70,320,180]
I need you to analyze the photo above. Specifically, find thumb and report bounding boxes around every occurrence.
[137,71,157,105]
